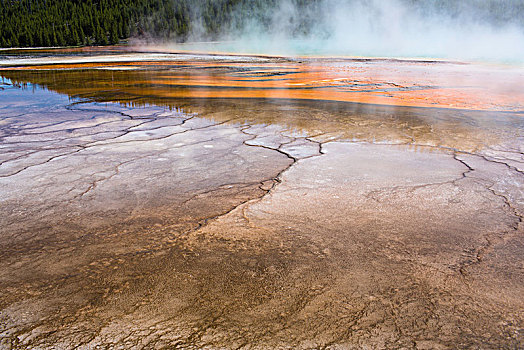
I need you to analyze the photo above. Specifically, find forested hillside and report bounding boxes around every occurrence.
[1,0,523,48]
[0,0,311,48]
[0,0,188,47]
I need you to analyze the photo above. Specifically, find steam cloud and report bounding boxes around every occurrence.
[164,0,524,63]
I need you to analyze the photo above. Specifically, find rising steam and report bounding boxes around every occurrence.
[159,0,524,63]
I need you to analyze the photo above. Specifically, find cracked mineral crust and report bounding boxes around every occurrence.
[0,52,523,349]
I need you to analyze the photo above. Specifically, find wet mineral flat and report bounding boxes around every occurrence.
[0,48,523,349]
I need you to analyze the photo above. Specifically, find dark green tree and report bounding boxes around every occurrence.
[110,23,119,44]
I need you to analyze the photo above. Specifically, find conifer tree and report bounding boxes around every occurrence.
[110,23,119,44]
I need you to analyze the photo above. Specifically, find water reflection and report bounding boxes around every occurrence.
[1,60,523,153]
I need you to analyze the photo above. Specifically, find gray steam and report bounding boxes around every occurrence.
[165,0,524,63]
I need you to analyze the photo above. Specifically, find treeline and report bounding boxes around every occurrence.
[0,0,286,48]
[0,0,188,47]
[1,0,523,48]
[0,0,323,48]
